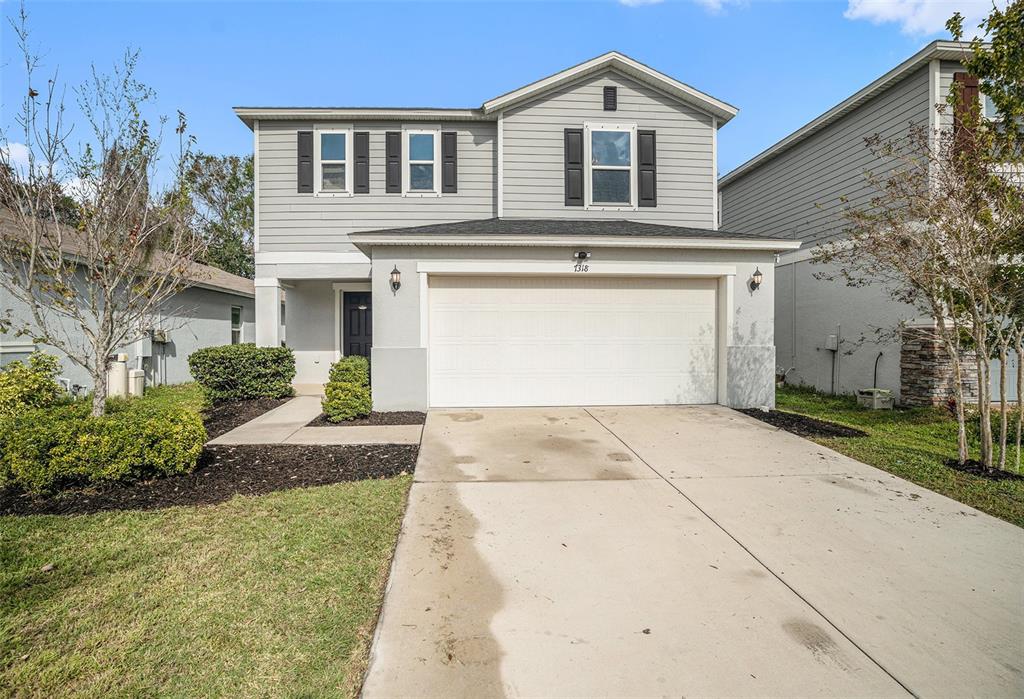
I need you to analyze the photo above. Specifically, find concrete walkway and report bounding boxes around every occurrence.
[363,406,1024,698]
[207,396,422,446]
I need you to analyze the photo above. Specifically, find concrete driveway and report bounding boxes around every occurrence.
[362,406,1024,698]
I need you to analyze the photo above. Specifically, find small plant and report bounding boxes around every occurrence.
[322,382,372,423]
[328,355,370,387]
[0,352,64,419]
[188,343,295,402]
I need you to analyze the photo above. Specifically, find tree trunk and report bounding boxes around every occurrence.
[998,341,1009,471]
[91,355,108,417]
[1016,329,1023,473]
[938,320,970,465]
[976,339,993,469]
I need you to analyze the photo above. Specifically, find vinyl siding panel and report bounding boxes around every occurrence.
[257,121,496,252]
[502,70,715,226]
[720,66,931,246]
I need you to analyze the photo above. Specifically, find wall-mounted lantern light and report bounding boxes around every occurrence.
[390,266,402,294]
[750,267,763,291]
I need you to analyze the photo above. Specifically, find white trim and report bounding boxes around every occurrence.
[254,251,369,265]
[720,40,972,188]
[716,275,734,404]
[253,119,260,253]
[584,122,638,211]
[496,111,504,218]
[481,51,737,122]
[234,107,489,125]
[333,283,374,360]
[402,127,442,197]
[254,277,282,288]
[314,125,354,197]
[417,260,738,277]
[353,233,802,252]
[0,342,35,354]
[711,116,718,230]
[331,282,372,291]
[418,272,429,349]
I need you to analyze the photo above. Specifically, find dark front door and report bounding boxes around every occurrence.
[343,292,372,358]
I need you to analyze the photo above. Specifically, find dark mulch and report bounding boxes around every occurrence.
[306,411,426,428]
[945,459,1024,481]
[203,397,291,439]
[0,444,418,517]
[739,408,868,439]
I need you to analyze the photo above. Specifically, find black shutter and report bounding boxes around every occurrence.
[353,132,370,193]
[637,130,656,207]
[441,131,458,193]
[297,131,313,193]
[564,128,584,207]
[385,131,401,193]
[603,86,617,111]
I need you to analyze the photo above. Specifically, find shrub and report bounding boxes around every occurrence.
[188,343,295,402]
[0,352,64,419]
[0,400,206,494]
[328,355,370,387]
[322,381,372,423]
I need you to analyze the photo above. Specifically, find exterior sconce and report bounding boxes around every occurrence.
[750,267,763,290]
[390,266,402,294]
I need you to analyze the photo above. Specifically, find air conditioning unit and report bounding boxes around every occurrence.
[857,388,893,410]
[151,328,169,343]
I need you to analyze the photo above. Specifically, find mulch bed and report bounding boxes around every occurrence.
[944,459,1024,481]
[0,444,418,517]
[203,397,291,439]
[306,411,426,428]
[739,408,868,439]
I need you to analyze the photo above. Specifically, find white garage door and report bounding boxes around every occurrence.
[428,276,718,407]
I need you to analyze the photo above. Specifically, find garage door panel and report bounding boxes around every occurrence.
[429,276,718,407]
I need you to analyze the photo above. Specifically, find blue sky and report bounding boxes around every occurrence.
[0,0,993,179]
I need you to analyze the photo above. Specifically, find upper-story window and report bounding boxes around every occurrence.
[404,129,441,196]
[585,123,636,209]
[315,126,353,196]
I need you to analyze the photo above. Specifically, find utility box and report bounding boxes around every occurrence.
[128,369,145,397]
[136,334,153,358]
[825,334,839,351]
[857,388,894,410]
[151,328,169,344]
[108,354,128,398]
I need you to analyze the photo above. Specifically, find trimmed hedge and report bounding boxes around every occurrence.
[328,355,370,387]
[0,400,206,494]
[188,343,295,402]
[0,352,64,420]
[321,356,372,422]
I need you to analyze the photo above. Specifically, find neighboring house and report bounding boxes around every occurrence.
[719,40,1016,405]
[0,215,256,391]
[235,52,799,410]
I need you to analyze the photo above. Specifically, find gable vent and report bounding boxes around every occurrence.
[603,86,617,111]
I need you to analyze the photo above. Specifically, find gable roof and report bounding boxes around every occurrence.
[234,51,736,128]
[719,40,971,188]
[481,52,737,123]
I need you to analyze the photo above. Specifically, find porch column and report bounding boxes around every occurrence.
[254,278,281,347]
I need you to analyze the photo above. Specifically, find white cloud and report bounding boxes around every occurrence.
[1,142,31,174]
[619,0,664,6]
[844,0,1002,37]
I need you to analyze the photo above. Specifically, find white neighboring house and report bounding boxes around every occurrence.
[719,40,1017,405]
[237,52,799,410]
[0,214,256,392]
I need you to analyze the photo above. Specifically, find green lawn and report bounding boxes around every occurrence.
[1,475,412,697]
[776,385,1023,527]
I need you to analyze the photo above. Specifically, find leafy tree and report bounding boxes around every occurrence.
[187,153,254,278]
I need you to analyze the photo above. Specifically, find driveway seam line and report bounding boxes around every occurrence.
[582,407,918,699]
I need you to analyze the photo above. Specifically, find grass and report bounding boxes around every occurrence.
[0,475,412,697]
[776,385,1024,528]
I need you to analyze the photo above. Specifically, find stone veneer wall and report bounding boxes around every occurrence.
[900,327,980,407]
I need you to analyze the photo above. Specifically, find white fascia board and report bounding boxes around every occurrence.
[719,40,975,189]
[481,52,738,123]
[350,234,801,252]
[233,107,490,128]
[417,260,737,277]
[254,251,370,265]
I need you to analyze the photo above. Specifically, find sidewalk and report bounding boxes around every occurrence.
[208,396,422,446]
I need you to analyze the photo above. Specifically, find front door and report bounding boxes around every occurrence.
[343,292,372,358]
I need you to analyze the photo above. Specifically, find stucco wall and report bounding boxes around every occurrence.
[283,279,338,384]
[365,244,777,410]
[0,282,255,390]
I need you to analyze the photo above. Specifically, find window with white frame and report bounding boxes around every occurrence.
[982,92,998,120]
[315,127,352,195]
[586,124,635,208]
[230,306,243,344]
[404,130,440,194]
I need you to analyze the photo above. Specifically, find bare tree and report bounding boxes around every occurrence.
[0,8,206,416]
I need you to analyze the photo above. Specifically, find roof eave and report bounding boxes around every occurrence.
[232,107,492,129]
[348,232,800,253]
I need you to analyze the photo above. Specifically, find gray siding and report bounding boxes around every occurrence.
[502,69,715,226]
[257,121,497,253]
[720,66,931,245]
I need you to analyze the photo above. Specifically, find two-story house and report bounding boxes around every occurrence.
[719,40,1016,406]
[235,52,799,411]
